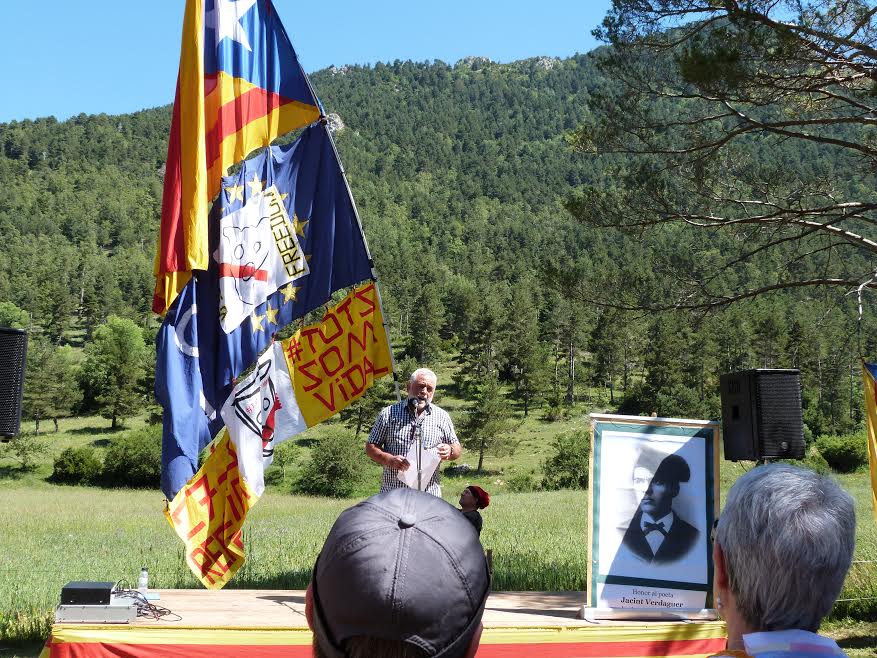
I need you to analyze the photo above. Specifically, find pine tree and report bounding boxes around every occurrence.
[460,375,520,472]
[23,339,82,433]
[501,283,550,416]
[80,316,147,429]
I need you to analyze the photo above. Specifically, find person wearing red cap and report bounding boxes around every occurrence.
[458,485,489,535]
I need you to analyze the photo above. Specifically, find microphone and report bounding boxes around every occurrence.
[409,397,427,413]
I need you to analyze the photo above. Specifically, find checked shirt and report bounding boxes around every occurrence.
[367,399,459,496]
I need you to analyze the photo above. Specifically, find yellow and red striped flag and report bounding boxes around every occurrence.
[154,0,321,314]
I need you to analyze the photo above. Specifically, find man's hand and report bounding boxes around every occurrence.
[437,444,452,460]
[367,442,408,470]
[387,455,411,471]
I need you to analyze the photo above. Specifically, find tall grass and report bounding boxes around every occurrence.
[3,416,877,647]
[0,485,589,643]
[2,478,875,646]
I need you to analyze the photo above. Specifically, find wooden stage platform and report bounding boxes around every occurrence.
[43,590,728,657]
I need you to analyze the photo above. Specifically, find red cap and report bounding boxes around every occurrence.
[467,485,490,509]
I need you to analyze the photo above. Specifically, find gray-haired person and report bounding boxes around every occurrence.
[366,368,461,496]
[708,464,855,658]
[305,488,490,658]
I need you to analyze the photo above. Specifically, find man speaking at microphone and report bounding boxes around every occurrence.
[366,368,462,497]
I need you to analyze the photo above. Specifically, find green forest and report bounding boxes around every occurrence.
[6,5,877,651]
[0,38,873,445]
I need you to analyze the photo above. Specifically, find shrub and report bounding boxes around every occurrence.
[507,471,539,492]
[294,429,364,497]
[4,434,48,470]
[541,430,590,490]
[816,431,869,473]
[543,402,568,422]
[51,447,102,485]
[803,423,814,446]
[101,424,162,488]
[265,441,301,486]
[800,448,831,475]
[779,445,831,475]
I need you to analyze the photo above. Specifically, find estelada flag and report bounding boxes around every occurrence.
[154,0,321,315]
[861,361,877,524]
[156,123,374,502]
[166,285,392,588]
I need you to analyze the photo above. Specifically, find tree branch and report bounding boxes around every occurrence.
[576,278,877,313]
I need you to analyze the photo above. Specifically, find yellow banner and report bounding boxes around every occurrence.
[166,284,393,589]
[282,283,392,426]
[862,363,877,525]
[165,430,256,589]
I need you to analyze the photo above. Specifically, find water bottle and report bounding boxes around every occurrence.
[137,567,149,595]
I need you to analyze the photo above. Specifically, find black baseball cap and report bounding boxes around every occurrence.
[310,488,491,657]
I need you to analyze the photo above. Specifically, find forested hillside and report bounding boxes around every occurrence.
[0,52,870,437]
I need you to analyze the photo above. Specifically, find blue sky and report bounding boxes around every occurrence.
[0,1,612,124]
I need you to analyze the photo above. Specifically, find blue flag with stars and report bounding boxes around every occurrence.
[157,122,374,500]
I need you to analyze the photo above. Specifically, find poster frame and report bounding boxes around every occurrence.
[586,413,720,620]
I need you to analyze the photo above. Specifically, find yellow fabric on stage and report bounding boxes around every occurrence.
[50,625,312,646]
[48,621,726,651]
[479,621,727,645]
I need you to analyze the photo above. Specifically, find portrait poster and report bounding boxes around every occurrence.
[587,414,719,619]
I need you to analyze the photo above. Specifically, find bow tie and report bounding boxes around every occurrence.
[643,521,667,536]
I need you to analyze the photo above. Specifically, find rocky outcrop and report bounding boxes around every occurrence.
[456,56,492,68]
[325,113,345,133]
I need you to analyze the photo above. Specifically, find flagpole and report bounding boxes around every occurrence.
[318,117,402,403]
[296,60,401,402]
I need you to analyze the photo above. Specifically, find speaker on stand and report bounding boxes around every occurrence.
[0,327,28,440]
[719,369,805,461]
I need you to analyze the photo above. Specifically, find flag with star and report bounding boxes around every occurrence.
[154,0,321,315]
[158,122,374,503]
[214,184,310,333]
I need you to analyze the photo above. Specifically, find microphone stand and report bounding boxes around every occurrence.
[412,400,425,491]
[416,423,422,492]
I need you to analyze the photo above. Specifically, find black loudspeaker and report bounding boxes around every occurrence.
[0,327,27,438]
[719,369,805,461]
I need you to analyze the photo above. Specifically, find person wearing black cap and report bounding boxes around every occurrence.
[366,368,462,496]
[306,488,491,658]
[458,485,490,535]
[621,451,699,564]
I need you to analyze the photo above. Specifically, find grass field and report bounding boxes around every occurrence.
[2,408,877,656]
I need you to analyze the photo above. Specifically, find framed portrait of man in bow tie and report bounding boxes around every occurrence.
[621,450,699,564]
[585,414,719,620]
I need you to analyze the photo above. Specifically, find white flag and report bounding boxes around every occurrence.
[220,343,307,496]
[214,185,310,333]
